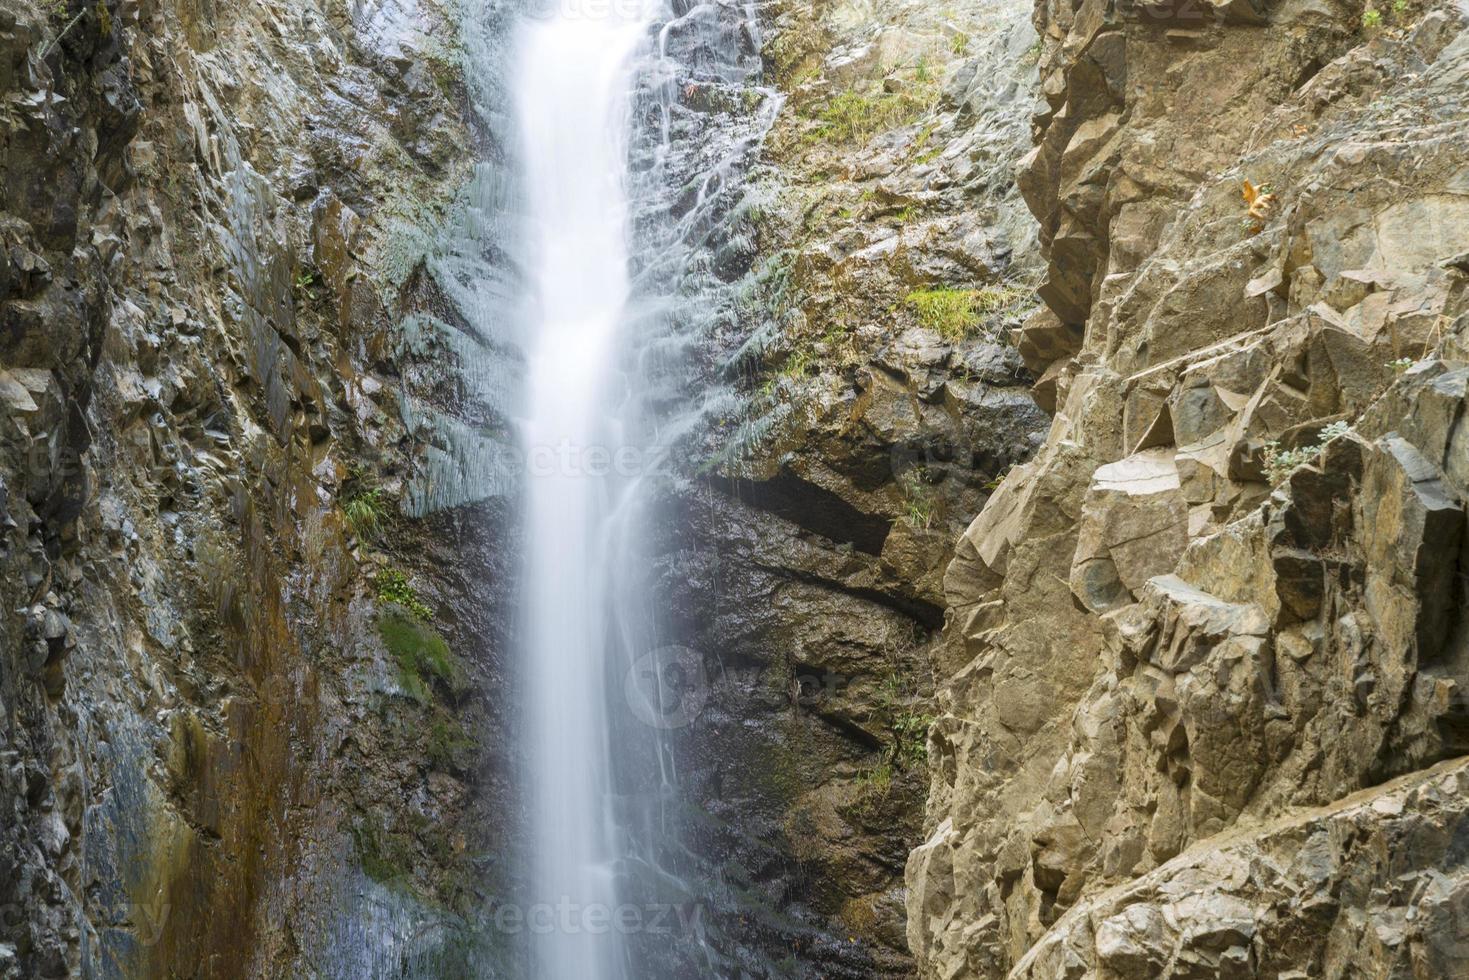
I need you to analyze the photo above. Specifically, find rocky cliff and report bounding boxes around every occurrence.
[5,0,1467,977]
[656,0,1050,974]
[907,0,1469,976]
[0,1,513,975]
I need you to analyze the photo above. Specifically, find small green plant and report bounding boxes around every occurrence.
[295,269,317,291]
[855,762,894,797]
[951,31,971,56]
[914,55,932,83]
[1363,7,1382,27]
[1388,357,1414,373]
[376,568,432,621]
[1261,420,1353,484]
[892,709,936,765]
[344,487,386,539]
[780,346,813,379]
[901,471,933,529]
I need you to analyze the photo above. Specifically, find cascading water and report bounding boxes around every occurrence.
[489,0,782,974]
[511,3,652,978]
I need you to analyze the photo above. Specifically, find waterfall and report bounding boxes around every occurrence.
[498,0,778,974]
[512,3,650,978]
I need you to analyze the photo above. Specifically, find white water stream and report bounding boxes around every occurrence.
[513,4,651,978]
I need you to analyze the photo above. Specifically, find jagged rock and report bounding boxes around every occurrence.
[910,2,1469,977]
[1070,449,1189,612]
[1012,759,1469,979]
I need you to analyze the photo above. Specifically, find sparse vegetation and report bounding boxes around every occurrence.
[1261,420,1353,485]
[901,471,934,529]
[781,346,813,379]
[875,672,936,768]
[806,78,939,146]
[427,710,475,771]
[855,761,894,798]
[892,707,936,766]
[905,284,1031,340]
[1363,7,1383,27]
[1388,357,1414,373]
[344,487,387,539]
[982,465,1013,492]
[376,568,433,621]
[352,817,413,885]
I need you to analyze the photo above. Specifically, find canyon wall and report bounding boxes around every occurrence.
[661,0,1049,973]
[908,0,1469,976]
[0,1,514,975]
[7,0,1466,977]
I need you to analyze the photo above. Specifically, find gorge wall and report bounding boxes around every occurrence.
[3,0,1468,977]
[0,0,516,975]
[907,0,1469,977]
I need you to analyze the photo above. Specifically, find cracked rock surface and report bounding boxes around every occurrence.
[907,0,1469,976]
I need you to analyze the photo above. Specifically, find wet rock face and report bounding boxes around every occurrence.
[0,0,509,976]
[655,0,1051,973]
[909,0,1469,976]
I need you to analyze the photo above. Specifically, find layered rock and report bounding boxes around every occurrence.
[0,1,510,976]
[656,0,1053,972]
[909,0,1469,976]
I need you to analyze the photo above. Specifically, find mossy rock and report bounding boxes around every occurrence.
[379,607,469,702]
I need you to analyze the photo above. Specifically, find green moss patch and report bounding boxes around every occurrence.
[379,607,464,702]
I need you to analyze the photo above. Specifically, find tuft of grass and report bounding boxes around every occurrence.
[379,607,460,703]
[855,762,894,797]
[375,568,432,621]
[344,487,386,539]
[901,471,934,529]
[1363,7,1382,27]
[807,85,936,146]
[905,284,1032,340]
